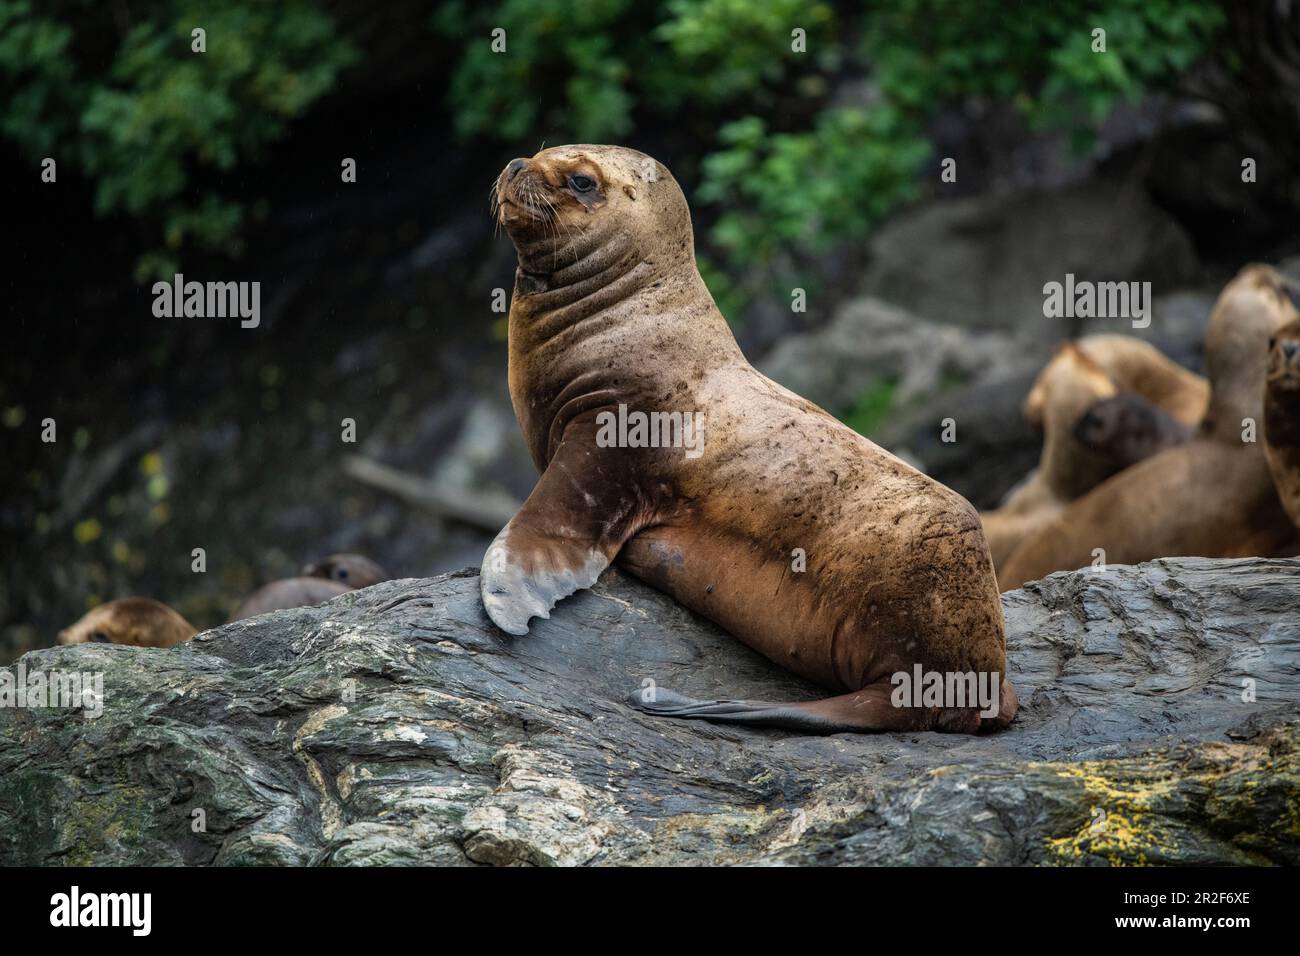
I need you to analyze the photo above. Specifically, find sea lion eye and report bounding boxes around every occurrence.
[569,174,596,193]
[88,631,110,644]
[1269,337,1277,351]
[334,567,349,581]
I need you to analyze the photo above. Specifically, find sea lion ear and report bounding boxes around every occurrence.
[623,184,637,201]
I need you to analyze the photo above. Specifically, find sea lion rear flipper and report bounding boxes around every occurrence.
[481,437,644,636]
[630,679,1018,734]
[628,684,923,733]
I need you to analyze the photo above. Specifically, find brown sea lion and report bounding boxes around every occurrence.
[59,598,197,648]
[480,144,1015,734]
[981,343,1120,570]
[228,577,351,623]
[986,338,1206,571]
[302,553,388,589]
[1022,333,1208,429]
[1264,317,1300,530]
[1074,393,1194,471]
[1000,265,1299,590]
[228,553,387,622]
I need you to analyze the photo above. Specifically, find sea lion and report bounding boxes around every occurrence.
[59,598,197,648]
[228,577,351,623]
[1073,393,1194,471]
[302,553,388,589]
[228,552,387,622]
[980,343,1120,570]
[985,339,1206,571]
[480,144,1015,734]
[1000,265,1299,590]
[1022,333,1208,429]
[1264,317,1300,529]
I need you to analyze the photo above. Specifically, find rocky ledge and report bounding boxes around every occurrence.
[1,557,1297,866]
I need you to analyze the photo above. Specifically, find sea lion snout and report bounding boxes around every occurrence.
[1074,406,1108,442]
[1268,321,1300,389]
[506,157,528,179]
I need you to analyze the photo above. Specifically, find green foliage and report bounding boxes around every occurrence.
[862,0,1224,136]
[698,107,929,270]
[436,0,1225,310]
[0,0,356,279]
[0,0,1227,293]
[433,0,654,143]
[432,0,836,144]
[656,0,837,104]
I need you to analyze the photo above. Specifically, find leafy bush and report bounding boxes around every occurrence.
[436,0,1226,302]
[0,0,357,279]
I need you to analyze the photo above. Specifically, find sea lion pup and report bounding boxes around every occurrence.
[480,144,1015,734]
[1000,265,1300,590]
[228,576,351,622]
[302,553,388,589]
[986,339,1207,571]
[980,344,1120,570]
[59,598,197,648]
[1264,317,1300,529]
[1074,393,1194,471]
[229,553,387,622]
[1022,334,1208,430]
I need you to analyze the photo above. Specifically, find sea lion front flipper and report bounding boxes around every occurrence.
[481,438,645,636]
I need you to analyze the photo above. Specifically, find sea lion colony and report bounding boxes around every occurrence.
[50,146,1297,737]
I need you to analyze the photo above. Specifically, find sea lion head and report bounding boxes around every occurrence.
[302,553,387,589]
[1266,318,1300,395]
[58,598,197,649]
[1265,317,1300,448]
[1202,265,1300,435]
[1022,342,1118,433]
[1074,393,1192,467]
[493,145,693,280]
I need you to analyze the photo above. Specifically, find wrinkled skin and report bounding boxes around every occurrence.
[60,598,196,648]
[1001,265,1299,589]
[479,144,1014,734]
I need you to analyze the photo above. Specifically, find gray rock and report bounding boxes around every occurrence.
[1,557,1297,866]
[861,182,1199,344]
[759,297,1018,415]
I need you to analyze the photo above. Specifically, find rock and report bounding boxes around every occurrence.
[874,372,1042,509]
[860,181,1199,344]
[759,296,1018,414]
[1,557,1297,866]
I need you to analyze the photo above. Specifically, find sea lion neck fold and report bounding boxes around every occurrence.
[496,145,743,471]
